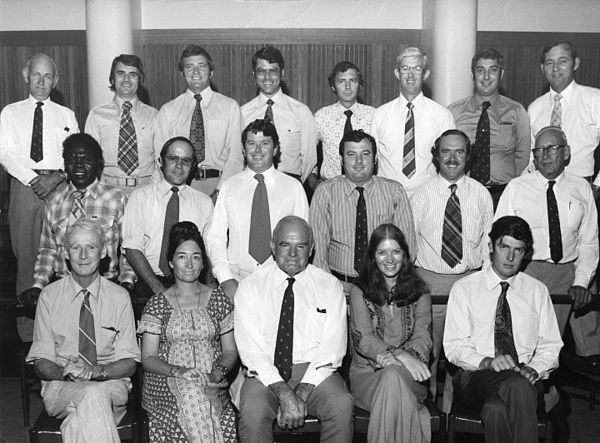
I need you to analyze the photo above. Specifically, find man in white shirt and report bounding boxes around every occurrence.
[122,137,213,307]
[85,54,158,193]
[528,40,600,197]
[410,129,493,404]
[235,216,353,442]
[496,126,599,356]
[370,47,454,195]
[444,216,562,443]
[241,45,317,183]
[205,119,309,301]
[154,45,244,201]
[0,53,79,341]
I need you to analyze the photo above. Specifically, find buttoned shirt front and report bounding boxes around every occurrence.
[448,93,531,185]
[410,175,493,274]
[443,266,563,377]
[528,81,600,184]
[154,88,244,188]
[234,262,347,387]
[370,92,455,193]
[205,166,309,283]
[27,275,141,379]
[310,175,416,277]
[241,90,317,182]
[85,95,158,180]
[33,180,129,288]
[495,171,598,288]
[122,178,214,277]
[315,101,375,180]
[0,96,79,185]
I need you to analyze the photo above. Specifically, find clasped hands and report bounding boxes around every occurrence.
[273,382,315,430]
[376,350,431,382]
[172,367,229,388]
[61,355,96,381]
[479,355,538,384]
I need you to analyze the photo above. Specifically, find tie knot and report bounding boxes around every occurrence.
[449,184,457,193]
[171,186,179,194]
[81,289,90,303]
[72,189,86,199]
[36,101,44,108]
[554,94,562,102]
[194,94,202,103]
[481,101,491,110]
[254,173,265,183]
[122,101,132,112]
[407,102,414,110]
[500,281,509,293]
[548,180,556,190]
[287,277,295,286]
[267,99,274,106]
[344,110,353,118]
[356,186,364,196]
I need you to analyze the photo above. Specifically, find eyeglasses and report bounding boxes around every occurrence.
[398,66,425,75]
[255,68,281,77]
[532,144,565,157]
[165,155,193,166]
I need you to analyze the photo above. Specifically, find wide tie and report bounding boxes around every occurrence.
[343,109,353,135]
[70,189,87,220]
[117,101,139,175]
[441,184,463,268]
[159,187,180,277]
[30,101,44,163]
[248,174,272,264]
[264,99,274,124]
[547,180,563,263]
[274,277,295,382]
[550,94,563,127]
[494,282,519,364]
[402,102,415,178]
[354,186,368,273]
[78,289,97,366]
[189,94,206,165]
[470,101,491,185]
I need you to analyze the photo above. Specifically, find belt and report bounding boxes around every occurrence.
[331,270,361,286]
[33,169,59,175]
[195,167,221,180]
[103,174,152,187]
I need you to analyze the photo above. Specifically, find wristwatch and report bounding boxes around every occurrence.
[94,365,108,380]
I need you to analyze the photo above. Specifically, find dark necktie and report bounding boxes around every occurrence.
[354,186,368,273]
[550,94,562,127]
[189,94,205,164]
[264,99,274,124]
[343,109,353,135]
[78,289,97,366]
[470,101,491,185]
[494,282,519,364]
[403,102,415,178]
[30,101,44,162]
[547,180,563,263]
[159,187,179,277]
[118,101,139,175]
[441,184,462,268]
[248,174,272,264]
[70,189,87,220]
[274,277,295,382]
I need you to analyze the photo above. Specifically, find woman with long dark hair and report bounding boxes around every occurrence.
[349,223,432,442]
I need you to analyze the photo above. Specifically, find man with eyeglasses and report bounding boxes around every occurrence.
[410,129,493,407]
[241,45,317,184]
[122,137,213,306]
[370,47,454,196]
[496,126,599,355]
[448,49,530,209]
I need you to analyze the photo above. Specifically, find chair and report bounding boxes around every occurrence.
[17,340,34,426]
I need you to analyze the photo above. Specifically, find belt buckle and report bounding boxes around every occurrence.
[196,166,206,181]
[125,177,137,187]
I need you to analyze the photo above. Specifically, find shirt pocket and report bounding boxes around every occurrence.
[566,199,585,231]
[375,212,393,225]
[499,122,515,148]
[88,214,118,245]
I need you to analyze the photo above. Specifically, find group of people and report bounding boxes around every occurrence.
[0,37,599,443]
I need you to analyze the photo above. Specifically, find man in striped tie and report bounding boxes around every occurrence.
[26,218,140,443]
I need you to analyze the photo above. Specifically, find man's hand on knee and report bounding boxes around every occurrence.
[293,382,315,403]
[518,365,539,384]
[270,381,307,429]
[569,285,592,310]
[480,355,518,372]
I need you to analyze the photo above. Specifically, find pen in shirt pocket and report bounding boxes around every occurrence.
[102,326,120,339]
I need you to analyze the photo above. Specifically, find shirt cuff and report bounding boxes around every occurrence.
[214,265,235,284]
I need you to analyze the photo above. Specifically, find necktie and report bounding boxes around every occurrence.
[70,189,87,220]
[248,174,272,264]
[441,184,462,268]
[470,101,491,185]
[118,101,139,175]
[30,102,44,162]
[189,94,205,164]
[403,102,415,178]
[550,94,562,127]
[354,187,368,273]
[159,187,179,277]
[78,289,97,366]
[494,282,519,364]
[547,180,563,263]
[264,99,274,124]
[274,277,295,382]
[343,109,353,135]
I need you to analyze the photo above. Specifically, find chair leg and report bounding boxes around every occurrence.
[447,414,455,443]
[18,351,30,426]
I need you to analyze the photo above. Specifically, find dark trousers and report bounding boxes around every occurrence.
[453,369,540,443]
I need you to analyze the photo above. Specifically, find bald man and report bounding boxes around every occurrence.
[0,53,79,341]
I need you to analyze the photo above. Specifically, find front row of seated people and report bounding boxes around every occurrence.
[26,212,561,443]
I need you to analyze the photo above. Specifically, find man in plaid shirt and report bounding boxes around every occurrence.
[18,133,131,308]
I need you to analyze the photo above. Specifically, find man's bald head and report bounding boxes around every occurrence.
[271,216,314,277]
[22,53,59,101]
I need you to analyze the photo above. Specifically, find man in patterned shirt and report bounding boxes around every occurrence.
[18,133,129,308]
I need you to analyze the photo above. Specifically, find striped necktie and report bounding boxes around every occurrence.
[550,94,562,127]
[403,102,415,178]
[441,184,462,268]
[30,102,44,162]
[190,94,205,164]
[274,277,295,381]
[78,289,97,366]
[118,101,139,175]
[70,189,87,220]
[494,282,519,364]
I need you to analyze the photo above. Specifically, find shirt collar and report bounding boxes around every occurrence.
[70,274,101,302]
[435,174,466,192]
[244,165,276,181]
[259,89,284,105]
[550,80,576,103]
[113,94,140,111]
[533,170,566,188]
[473,92,500,108]
[186,86,213,104]
[28,95,51,105]
[398,92,424,107]
[273,261,309,285]
[335,101,359,112]
[69,179,100,199]
[158,178,187,197]
[484,264,518,293]
[341,176,374,197]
